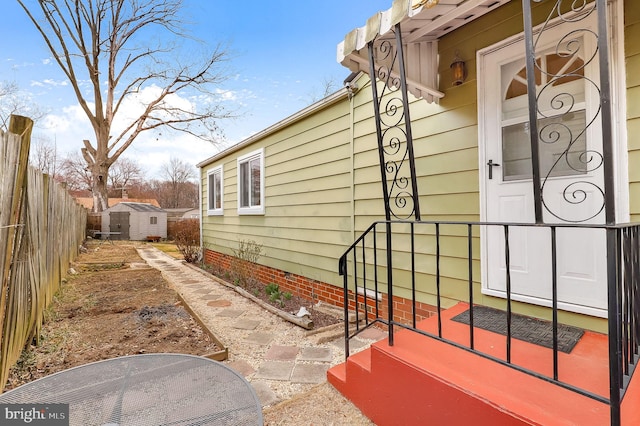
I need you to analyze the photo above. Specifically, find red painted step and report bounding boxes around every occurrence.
[328,303,640,425]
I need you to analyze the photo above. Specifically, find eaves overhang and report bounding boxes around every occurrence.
[337,0,512,102]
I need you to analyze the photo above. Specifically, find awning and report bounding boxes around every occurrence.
[337,0,512,102]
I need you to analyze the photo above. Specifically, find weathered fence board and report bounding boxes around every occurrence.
[0,115,87,390]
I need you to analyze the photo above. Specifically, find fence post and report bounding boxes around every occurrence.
[0,116,33,387]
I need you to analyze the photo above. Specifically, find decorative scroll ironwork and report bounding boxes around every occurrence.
[368,24,421,221]
[523,0,614,224]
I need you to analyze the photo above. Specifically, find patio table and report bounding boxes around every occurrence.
[0,353,263,425]
[90,231,121,244]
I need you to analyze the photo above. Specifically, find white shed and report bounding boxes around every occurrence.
[101,202,167,241]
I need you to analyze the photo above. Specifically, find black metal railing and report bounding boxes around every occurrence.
[338,220,640,425]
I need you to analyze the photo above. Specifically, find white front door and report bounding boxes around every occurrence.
[478,12,611,317]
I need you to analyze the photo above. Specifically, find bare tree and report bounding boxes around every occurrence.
[108,157,144,196]
[306,76,339,104]
[59,151,93,192]
[0,81,46,130]
[18,0,232,212]
[159,156,196,208]
[30,134,60,177]
[135,178,164,200]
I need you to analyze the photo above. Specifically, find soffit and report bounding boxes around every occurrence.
[337,0,512,101]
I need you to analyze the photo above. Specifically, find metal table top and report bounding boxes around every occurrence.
[0,353,263,426]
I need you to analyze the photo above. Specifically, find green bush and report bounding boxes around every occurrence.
[265,283,292,307]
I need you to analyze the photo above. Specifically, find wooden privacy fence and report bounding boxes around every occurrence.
[0,116,87,390]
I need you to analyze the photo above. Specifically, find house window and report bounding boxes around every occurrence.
[150,216,158,225]
[207,166,223,215]
[237,148,264,215]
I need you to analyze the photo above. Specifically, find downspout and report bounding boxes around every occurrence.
[199,168,204,262]
[344,75,358,244]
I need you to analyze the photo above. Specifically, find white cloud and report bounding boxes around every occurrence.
[44,79,68,86]
[31,78,69,87]
[126,130,218,176]
[42,58,51,65]
[106,84,197,138]
[37,86,221,177]
[214,88,237,101]
[38,103,94,155]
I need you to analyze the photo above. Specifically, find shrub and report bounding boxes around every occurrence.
[173,219,201,263]
[230,239,263,287]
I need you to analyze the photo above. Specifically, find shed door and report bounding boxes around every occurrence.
[479,13,608,318]
[109,212,130,240]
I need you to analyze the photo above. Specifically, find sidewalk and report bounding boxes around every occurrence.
[136,246,385,408]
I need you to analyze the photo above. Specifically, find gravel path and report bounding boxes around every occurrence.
[136,246,378,425]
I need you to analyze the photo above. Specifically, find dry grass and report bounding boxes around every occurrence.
[151,241,183,259]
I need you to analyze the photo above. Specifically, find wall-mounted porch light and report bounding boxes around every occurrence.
[450,51,467,86]
[412,0,439,10]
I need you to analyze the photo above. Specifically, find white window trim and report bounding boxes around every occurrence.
[206,165,224,216]
[237,148,265,215]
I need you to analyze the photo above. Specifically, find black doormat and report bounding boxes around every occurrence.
[451,306,584,354]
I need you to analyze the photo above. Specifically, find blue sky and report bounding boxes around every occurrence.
[0,0,391,177]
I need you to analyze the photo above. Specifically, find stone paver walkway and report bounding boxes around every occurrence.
[136,246,386,408]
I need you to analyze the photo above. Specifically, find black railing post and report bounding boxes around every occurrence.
[352,247,360,332]
[411,222,417,329]
[607,227,621,426]
[394,24,420,222]
[368,42,392,223]
[367,24,420,222]
[436,223,442,338]
[521,0,543,224]
[362,240,369,326]
[468,224,474,349]
[504,225,512,363]
[373,226,380,318]
[596,0,616,226]
[387,221,394,346]
[623,228,631,376]
[551,226,559,380]
[630,225,640,361]
[339,255,350,359]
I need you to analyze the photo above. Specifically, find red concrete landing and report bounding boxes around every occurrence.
[328,303,640,425]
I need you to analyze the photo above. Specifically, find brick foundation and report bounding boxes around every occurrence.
[204,248,438,323]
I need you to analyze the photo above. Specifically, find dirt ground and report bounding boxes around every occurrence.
[4,242,221,391]
[4,241,375,425]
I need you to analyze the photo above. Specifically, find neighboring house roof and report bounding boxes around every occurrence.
[75,197,161,209]
[108,202,166,213]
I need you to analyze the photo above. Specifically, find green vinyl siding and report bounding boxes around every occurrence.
[629,86,640,119]
[627,0,640,220]
[201,95,353,286]
[200,0,634,331]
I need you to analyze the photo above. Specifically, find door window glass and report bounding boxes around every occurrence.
[500,49,587,181]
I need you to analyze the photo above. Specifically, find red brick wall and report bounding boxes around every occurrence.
[204,248,438,324]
